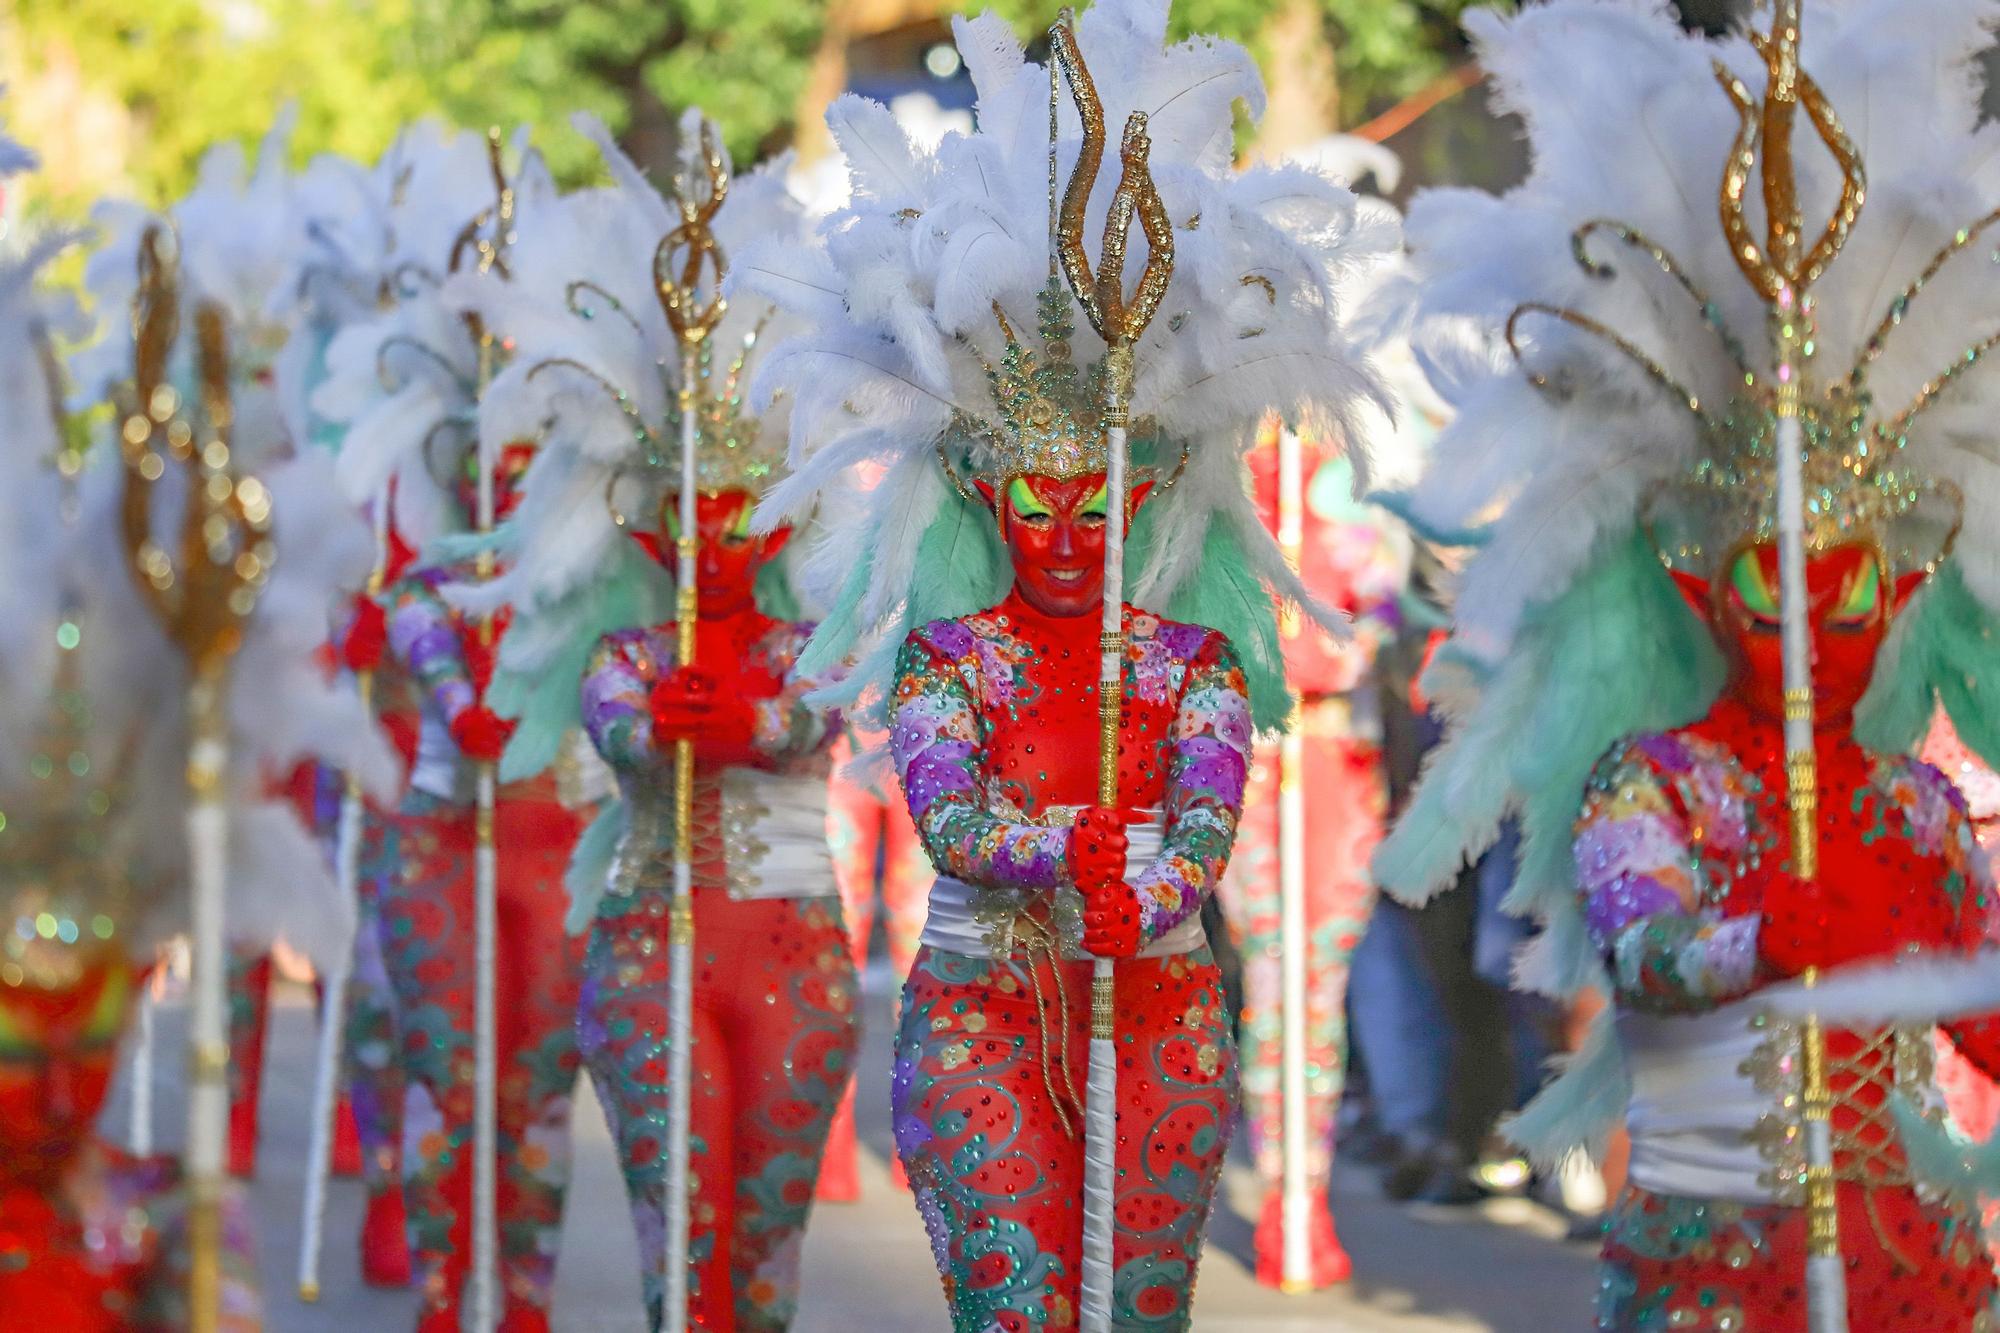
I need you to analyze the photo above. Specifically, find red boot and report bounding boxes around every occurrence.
[360,1187,412,1288]
[497,1304,552,1333]
[816,1090,860,1203]
[414,1301,459,1333]
[333,1094,364,1177]
[1253,1186,1352,1290]
[227,1091,259,1179]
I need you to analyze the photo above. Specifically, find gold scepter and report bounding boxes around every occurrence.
[116,225,276,1333]
[1713,5,1865,1328]
[1048,16,1175,1332]
[655,114,730,1333]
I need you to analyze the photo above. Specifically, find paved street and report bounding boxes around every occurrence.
[109,972,1594,1331]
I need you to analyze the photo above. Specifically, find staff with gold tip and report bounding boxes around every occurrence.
[657,112,730,1333]
[296,485,390,1304]
[462,126,518,1333]
[1048,14,1175,1330]
[116,224,276,1333]
[1712,2,1864,1326]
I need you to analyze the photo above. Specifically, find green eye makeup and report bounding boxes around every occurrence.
[1729,552,1780,619]
[1006,479,1053,520]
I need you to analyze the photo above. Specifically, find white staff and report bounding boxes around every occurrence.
[1274,429,1312,1292]
[117,225,277,1333]
[297,490,390,1302]
[128,965,159,1155]
[464,128,516,1331]
[656,116,730,1333]
[1049,20,1174,1330]
[1713,4,1865,1326]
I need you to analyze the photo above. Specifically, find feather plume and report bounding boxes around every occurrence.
[747,0,1393,713]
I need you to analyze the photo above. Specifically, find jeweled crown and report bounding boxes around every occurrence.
[970,274,1115,483]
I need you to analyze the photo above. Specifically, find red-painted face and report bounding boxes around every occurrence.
[977,473,1157,619]
[454,442,536,524]
[0,956,133,1187]
[655,489,791,619]
[1679,543,1912,725]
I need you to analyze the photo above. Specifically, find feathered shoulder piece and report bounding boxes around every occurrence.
[443,110,816,779]
[1376,0,2000,1000]
[313,130,555,548]
[743,0,1394,729]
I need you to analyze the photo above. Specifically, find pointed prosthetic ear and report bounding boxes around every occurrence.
[1670,570,1714,622]
[756,525,795,562]
[1127,479,1157,516]
[972,478,998,515]
[1893,569,1928,616]
[628,530,669,568]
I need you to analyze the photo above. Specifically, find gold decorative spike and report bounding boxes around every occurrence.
[117,227,275,679]
[1714,0,1866,308]
[658,117,730,348]
[1049,13,1174,377]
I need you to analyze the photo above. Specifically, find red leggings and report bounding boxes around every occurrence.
[892,945,1237,1332]
[578,889,859,1332]
[378,788,585,1319]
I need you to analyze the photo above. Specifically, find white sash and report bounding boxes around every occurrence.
[1620,998,1778,1203]
[919,819,1204,959]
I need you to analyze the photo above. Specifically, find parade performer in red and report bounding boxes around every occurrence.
[1374,3,2000,1329]
[449,115,854,1332]
[310,125,522,1290]
[1223,432,1412,1288]
[746,3,1391,1324]
[317,141,593,1332]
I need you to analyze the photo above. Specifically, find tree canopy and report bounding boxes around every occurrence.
[3,0,1493,215]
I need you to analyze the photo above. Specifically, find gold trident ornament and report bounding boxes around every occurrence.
[1048,16,1175,1333]
[116,224,274,1333]
[1049,16,1174,424]
[656,111,730,1333]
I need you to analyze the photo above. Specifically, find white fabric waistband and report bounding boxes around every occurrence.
[721,768,837,901]
[1620,999,1777,1203]
[919,819,1204,960]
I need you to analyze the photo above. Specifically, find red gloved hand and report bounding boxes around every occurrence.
[1069,806,1149,959]
[450,705,514,763]
[341,597,389,674]
[649,669,757,759]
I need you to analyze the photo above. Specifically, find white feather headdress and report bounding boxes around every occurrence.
[76,112,305,467]
[441,110,816,778]
[312,131,555,548]
[743,0,1393,729]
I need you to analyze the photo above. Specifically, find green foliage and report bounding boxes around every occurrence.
[8,0,827,211]
[963,0,1498,127]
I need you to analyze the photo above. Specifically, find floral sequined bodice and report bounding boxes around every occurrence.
[891,591,1253,948]
[580,612,832,899]
[1576,699,2000,1193]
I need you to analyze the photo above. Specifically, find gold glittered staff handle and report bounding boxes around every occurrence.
[1049,15,1175,1333]
[1711,6,1862,1328]
[656,111,731,1333]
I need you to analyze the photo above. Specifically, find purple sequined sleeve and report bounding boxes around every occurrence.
[1128,627,1251,944]
[383,571,474,726]
[748,621,838,765]
[1575,740,1758,1014]
[889,627,1069,890]
[582,628,664,773]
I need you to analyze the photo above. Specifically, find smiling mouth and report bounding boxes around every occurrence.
[1045,569,1092,585]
